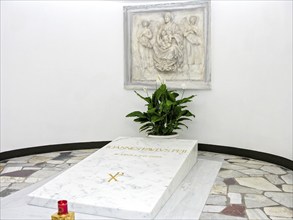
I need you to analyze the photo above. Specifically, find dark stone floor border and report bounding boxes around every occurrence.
[0,141,292,170]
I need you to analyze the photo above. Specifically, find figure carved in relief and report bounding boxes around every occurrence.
[181,16,203,69]
[153,12,184,72]
[137,20,153,72]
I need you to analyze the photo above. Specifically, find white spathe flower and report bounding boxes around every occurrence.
[143,87,149,96]
[156,78,161,86]
[156,74,166,86]
[181,83,186,90]
[157,74,163,83]
[156,74,166,85]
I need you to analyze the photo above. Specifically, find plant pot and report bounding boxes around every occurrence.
[147,133,179,139]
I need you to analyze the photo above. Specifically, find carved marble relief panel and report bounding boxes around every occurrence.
[124,1,210,89]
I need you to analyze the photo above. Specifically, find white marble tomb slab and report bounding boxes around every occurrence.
[1,158,222,220]
[28,137,198,219]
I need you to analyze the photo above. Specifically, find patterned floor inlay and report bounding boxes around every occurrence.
[221,204,246,217]
[0,188,18,197]
[0,169,37,177]
[0,149,292,220]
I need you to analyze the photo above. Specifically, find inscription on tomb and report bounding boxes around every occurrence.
[106,145,188,155]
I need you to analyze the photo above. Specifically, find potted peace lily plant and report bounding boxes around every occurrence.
[126,82,195,138]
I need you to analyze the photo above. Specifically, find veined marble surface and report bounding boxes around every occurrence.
[28,137,198,219]
[2,149,292,220]
[1,158,222,220]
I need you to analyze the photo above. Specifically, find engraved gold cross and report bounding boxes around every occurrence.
[108,172,124,182]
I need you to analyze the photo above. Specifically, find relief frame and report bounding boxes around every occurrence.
[124,1,211,90]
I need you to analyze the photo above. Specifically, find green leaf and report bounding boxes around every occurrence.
[167,91,179,100]
[147,107,157,114]
[166,100,174,107]
[126,111,145,118]
[134,118,149,123]
[178,117,192,122]
[139,123,153,132]
[154,84,167,100]
[135,91,151,103]
[151,115,165,123]
[182,110,195,117]
[178,122,188,129]
[177,95,195,105]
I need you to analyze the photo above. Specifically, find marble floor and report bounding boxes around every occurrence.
[0,149,292,220]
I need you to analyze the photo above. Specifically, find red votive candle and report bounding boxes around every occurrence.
[58,200,68,215]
